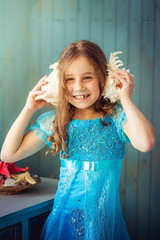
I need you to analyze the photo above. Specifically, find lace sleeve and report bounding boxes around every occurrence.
[29,110,56,149]
[112,103,130,143]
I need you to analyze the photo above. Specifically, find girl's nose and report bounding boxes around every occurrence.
[73,79,85,91]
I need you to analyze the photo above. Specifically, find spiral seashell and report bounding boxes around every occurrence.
[102,51,124,103]
[35,62,59,105]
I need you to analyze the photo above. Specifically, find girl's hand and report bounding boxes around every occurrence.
[25,76,50,113]
[113,69,135,102]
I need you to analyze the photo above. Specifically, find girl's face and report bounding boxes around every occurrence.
[64,56,101,114]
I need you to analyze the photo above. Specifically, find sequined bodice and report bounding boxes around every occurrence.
[29,103,129,162]
[67,116,127,161]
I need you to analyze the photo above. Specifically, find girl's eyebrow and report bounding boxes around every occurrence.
[65,72,96,77]
[83,72,96,75]
[65,74,73,77]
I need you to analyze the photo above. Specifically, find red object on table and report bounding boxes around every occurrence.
[0,161,28,178]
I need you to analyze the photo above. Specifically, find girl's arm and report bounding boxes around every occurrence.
[114,69,156,152]
[1,76,50,163]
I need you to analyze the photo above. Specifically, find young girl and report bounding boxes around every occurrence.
[1,40,156,240]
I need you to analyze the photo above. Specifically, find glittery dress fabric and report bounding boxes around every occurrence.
[29,104,130,240]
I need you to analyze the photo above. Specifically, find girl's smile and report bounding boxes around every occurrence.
[65,56,100,117]
[73,94,90,101]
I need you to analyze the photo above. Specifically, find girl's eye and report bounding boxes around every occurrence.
[83,76,93,80]
[65,78,74,82]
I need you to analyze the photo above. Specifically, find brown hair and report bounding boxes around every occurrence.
[47,40,115,157]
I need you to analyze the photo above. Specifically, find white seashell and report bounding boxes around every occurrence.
[3,178,18,187]
[102,51,123,103]
[35,62,59,105]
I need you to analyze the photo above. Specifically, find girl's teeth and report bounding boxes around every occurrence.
[75,95,88,99]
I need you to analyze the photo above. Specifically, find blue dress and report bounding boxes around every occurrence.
[29,103,130,240]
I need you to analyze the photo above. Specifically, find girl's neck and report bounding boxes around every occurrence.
[73,108,102,120]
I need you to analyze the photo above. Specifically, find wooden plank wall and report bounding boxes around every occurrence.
[0,0,159,239]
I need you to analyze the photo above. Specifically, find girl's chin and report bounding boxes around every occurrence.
[70,102,95,110]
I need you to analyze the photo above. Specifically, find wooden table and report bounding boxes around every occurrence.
[0,177,58,240]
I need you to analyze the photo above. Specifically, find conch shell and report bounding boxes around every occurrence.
[102,51,123,103]
[35,62,59,105]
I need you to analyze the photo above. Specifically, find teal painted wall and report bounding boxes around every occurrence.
[0,0,159,239]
